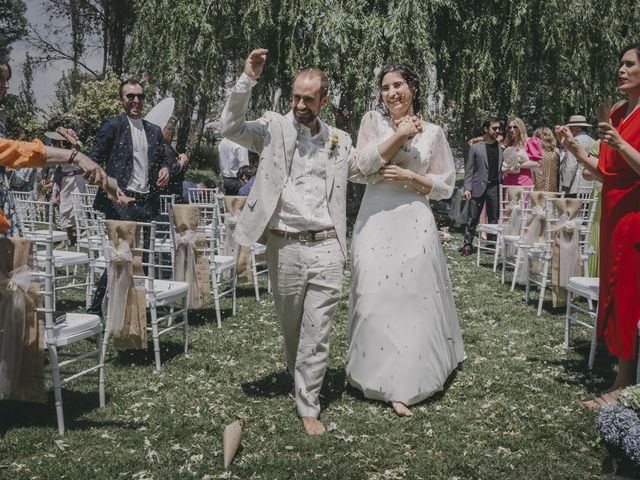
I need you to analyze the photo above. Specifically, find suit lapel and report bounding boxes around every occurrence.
[282,114,297,176]
[142,119,155,171]
[479,142,488,168]
[122,115,133,159]
[324,124,336,195]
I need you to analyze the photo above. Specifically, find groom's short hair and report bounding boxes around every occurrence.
[293,69,329,97]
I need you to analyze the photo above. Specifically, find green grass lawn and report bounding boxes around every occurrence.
[0,225,623,479]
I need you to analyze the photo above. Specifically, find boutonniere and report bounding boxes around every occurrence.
[329,132,339,153]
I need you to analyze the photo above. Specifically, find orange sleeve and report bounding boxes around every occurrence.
[0,138,47,169]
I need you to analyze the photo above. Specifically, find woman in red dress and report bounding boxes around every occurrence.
[556,43,640,403]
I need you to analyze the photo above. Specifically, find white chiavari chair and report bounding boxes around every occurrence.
[16,198,91,306]
[30,203,105,435]
[100,221,189,371]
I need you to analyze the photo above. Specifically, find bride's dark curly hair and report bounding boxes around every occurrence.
[378,62,422,116]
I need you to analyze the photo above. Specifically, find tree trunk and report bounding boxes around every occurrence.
[186,93,209,160]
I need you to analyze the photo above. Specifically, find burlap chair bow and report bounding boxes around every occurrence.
[551,198,584,306]
[503,186,526,236]
[223,196,255,281]
[102,220,147,350]
[514,191,558,285]
[0,238,44,403]
[171,204,211,308]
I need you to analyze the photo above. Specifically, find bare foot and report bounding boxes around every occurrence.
[392,402,413,417]
[581,389,622,410]
[301,416,325,436]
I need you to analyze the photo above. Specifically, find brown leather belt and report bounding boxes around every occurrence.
[269,228,337,242]
[124,190,151,202]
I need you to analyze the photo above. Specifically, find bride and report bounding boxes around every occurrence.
[346,63,464,416]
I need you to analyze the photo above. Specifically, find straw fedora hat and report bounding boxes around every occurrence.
[565,115,592,128]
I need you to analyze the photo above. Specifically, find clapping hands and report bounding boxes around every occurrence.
[394,115,422,139]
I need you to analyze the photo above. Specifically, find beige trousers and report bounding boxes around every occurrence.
[266,233,344,417]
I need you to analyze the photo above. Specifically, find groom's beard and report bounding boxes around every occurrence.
[293,108,318,128]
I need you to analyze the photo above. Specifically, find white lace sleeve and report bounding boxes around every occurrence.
[348,111,386,184]
[426,126,455,201]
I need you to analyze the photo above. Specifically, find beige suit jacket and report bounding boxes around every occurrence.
[220,81,360,259]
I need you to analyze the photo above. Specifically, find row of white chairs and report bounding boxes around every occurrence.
[474,184,603,368]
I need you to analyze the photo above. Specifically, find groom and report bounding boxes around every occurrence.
[220,49,357,435]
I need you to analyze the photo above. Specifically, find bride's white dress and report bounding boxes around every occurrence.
[346,111,465,405]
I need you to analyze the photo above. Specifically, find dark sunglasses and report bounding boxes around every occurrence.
[507,125,518,130]
[490,126,501,131]
[125,93,145,101]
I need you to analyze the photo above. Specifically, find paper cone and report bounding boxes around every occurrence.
[595,98,612,125]
[104,177,134,204]
[223,421,242,469]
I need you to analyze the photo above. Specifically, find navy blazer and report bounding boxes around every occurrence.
[89,114,169,217]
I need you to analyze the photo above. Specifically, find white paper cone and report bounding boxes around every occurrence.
[144,98,175,131]
[223,421,242,469]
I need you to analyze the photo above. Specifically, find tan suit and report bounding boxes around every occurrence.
[221,76,359,417]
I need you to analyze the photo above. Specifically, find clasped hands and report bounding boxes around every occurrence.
[395,115,422,139]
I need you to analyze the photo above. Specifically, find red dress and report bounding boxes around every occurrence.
[596,103,640,361]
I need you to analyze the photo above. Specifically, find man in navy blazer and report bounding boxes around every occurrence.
[461,116,504,256]
[89,79,170,220]
[87,79,171,315]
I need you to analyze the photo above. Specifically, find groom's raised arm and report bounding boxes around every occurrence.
[220,49,270,154]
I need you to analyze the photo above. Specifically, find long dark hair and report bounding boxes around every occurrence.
[378,62,421,116]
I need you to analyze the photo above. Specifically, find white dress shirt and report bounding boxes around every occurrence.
[218,137,249,178]
[126,117,150,193]
[269,115,333,232]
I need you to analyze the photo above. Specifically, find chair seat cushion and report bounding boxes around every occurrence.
[151,279,189,304]
[567,276,599,300]
[36,250,90,267]
[477,224,501,233]
[503,235,520,243]
[212,255,235,271]
[46,313,102,346]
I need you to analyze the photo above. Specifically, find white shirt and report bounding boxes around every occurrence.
[232,73,333,233]
[218,138,249,178]
[269,115,333,232]
[126,117,150,193]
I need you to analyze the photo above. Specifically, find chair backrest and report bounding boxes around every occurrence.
[72,192,107,256]
[520,191,565,242]
[13,198,54,237]
[500,185,534,231]
[101,220,159,297]
[160,194,175,215]
[85,184,99,197]
[188,188,218,204]
[10,190,35,202]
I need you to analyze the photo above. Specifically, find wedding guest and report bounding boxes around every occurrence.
[237,165,257,196]
[86,79,171,315]
[502,117,542,186]
[555,42,640,407]
[559,115,595,197]
[218,137,248,195]
[533,126,560,192]
[346,62,464,417]
[461,116,504,256]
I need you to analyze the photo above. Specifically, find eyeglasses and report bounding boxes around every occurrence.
[381,81,407,93]
[125,93,145,101]
[507,125,518,130]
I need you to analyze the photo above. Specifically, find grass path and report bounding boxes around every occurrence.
[0,231,615,479]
